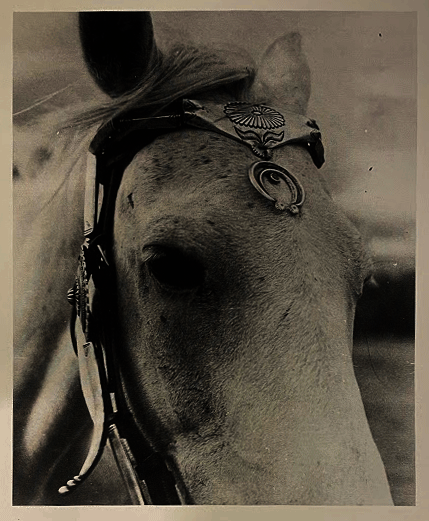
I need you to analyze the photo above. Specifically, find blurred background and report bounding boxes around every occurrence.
[13,11,416,505]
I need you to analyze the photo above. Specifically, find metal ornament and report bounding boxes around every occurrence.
[183,100,325,166]
[248,161,305,214]
[224,102,285,159]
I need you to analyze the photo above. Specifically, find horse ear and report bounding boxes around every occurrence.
[79,12,160,98]
[250,33,311,114]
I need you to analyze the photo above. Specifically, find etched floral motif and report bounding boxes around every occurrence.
[234,128,284,159]
[224,102,285,130]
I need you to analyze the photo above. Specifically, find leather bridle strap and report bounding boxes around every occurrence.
[90,99,324,169]
[62,159,182,504]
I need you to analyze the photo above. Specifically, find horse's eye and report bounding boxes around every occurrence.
[146,247,205,291]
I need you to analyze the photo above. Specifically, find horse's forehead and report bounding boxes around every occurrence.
[125,131,253,191]
[115,129,369,289]
[118,130,316,218]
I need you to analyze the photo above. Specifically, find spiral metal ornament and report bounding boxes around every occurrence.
[248,161,305,214]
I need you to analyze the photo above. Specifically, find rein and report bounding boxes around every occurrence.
[60,99,325,504]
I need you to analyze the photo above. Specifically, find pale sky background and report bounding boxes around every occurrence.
[13,11,416,270]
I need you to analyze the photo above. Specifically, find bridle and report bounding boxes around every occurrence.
[60,99,325,504]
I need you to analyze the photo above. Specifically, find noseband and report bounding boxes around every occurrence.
[61,99,325,504]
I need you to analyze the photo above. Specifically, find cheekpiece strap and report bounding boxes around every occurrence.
[61,241,110,495]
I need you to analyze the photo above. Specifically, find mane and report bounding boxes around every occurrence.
[14,43,256,405]
[14,42,256,218]
[63,44,256,129]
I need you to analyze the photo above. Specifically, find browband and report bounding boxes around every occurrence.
[90,99,324,168]
[62,98,325,504]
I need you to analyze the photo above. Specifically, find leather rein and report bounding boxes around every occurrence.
[60,99,325,504]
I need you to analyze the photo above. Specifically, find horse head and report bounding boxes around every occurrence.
[14,12,393,505]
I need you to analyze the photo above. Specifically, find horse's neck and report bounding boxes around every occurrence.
[13,124,91,504]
